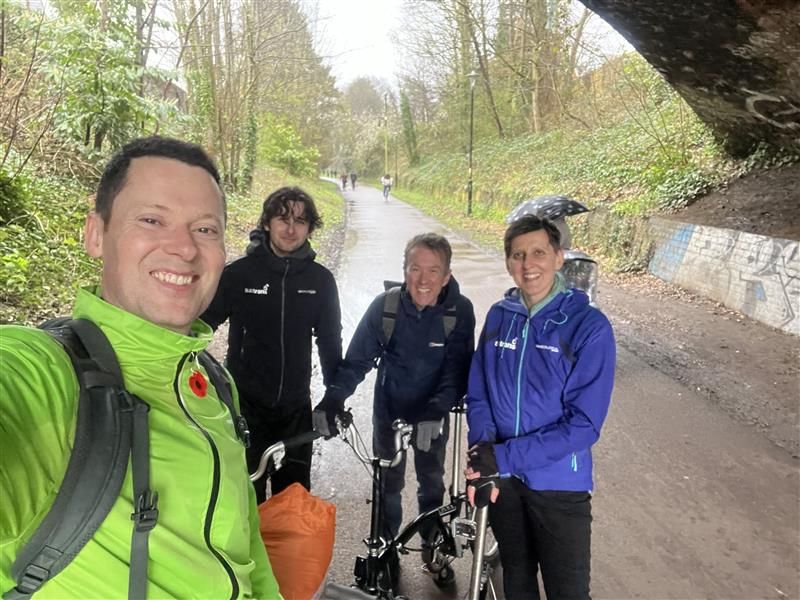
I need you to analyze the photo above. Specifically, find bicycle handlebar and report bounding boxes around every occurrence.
[340,416,413,469]
[249,429,323,481]
[468,477,498,508]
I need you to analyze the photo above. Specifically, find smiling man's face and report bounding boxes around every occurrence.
[84,156,226,334]
[404,245,451,310]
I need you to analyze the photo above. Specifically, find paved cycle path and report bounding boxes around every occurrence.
[312,182,799,599]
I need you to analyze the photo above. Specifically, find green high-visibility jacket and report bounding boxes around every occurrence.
[0,288,282,599]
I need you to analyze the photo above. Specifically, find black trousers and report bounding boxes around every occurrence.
[241,396,313,504]
[488,477,592,600]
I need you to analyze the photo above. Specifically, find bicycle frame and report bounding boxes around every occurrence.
[250,408,497,599]
[330,401,496,599]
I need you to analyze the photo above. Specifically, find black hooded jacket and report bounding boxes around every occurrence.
[326,277,475,423]
[202,229,342,417]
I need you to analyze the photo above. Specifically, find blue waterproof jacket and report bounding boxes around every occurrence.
[327,278,475,423]
[467,286,615,492]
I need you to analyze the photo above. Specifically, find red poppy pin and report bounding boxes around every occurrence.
[189,370,208,397]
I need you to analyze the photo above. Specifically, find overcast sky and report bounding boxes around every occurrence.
[303,0,631,89]
[303,0,403,88]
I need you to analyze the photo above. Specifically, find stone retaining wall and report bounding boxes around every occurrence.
[648,217,799,335]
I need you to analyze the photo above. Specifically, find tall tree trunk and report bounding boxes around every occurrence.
[0,7,5,84]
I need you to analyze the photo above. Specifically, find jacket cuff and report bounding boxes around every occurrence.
[493,441,513,478]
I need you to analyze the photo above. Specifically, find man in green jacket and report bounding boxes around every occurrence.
[0,137,282,599]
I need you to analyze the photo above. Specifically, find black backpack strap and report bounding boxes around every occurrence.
[6,318,148,599]
[381,287,402,348]
[198,351,250,448]
[128,400,156,600]
[442,304,458,339]
[381,286,459,348]
[70,320,156,600]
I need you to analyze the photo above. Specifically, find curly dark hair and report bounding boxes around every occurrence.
[257,187,323,234]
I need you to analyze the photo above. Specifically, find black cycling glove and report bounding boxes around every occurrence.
[466,442,499,478]
[312,394,345,439]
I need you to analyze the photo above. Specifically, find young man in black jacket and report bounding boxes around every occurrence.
[202,187,342,503]
[314,233,475,563]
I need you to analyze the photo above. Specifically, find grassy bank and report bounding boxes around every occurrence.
[394,76,797,271]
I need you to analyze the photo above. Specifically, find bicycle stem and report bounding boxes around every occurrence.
[467,505,490,600]
[366,456,384,592]
[450,400,466,499]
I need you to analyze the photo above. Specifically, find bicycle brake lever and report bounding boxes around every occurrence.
[337,408,353,430]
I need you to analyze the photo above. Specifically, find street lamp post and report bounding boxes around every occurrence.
[467,70,478,216]
[383,92,389,176]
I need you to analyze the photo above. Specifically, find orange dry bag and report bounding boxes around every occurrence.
[259,483,336,600]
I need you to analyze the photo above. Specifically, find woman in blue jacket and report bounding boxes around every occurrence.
[466,215,616,599]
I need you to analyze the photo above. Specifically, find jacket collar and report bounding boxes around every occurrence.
[500,274,588,325]
[72,286,211,369]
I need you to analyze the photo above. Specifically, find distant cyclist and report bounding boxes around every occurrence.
[350,172,357,189]
[381,174,393,201]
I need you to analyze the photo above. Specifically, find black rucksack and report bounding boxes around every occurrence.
[380,282,458,347]
[5,318,248,600]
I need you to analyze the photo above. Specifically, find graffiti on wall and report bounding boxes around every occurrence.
[738,236,799,331]
[650,219,800,335]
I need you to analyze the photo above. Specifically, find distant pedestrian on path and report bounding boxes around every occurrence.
[350,172,357,188]
[381,174,393,200]
[340,173,348,190]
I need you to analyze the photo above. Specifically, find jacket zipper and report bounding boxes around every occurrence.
[277,261,289,403]
[514,318,531,437]
[174,353,239,599]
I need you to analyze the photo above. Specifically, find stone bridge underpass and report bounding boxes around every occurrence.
[580,0,799,156]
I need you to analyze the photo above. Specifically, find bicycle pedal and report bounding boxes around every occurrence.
[421,562,455,587]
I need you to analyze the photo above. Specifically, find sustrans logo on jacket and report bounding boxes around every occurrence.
[244,284,269,295]
[535,344,560,353]
[494,337,517,351]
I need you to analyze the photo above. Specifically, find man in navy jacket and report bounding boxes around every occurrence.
[314,233,475,555]
[466,215,616,599]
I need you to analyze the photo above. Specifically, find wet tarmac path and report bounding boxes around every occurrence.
[310,182,799,599]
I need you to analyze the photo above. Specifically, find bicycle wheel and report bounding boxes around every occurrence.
[466,505,500,565]
[474,527,501,600]
[481,522,500,566]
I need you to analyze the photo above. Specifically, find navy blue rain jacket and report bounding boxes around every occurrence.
[467,286,615,492]
[327,277,475,423]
